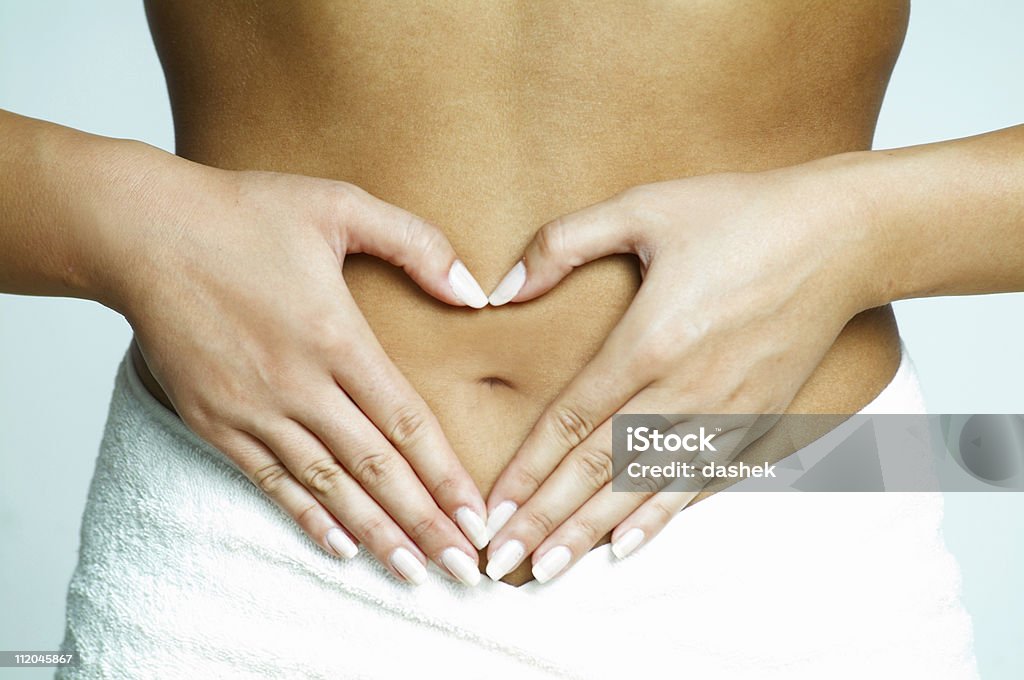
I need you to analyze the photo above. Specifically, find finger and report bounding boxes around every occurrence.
[340,184,487,308]
[486,390,668,581]
[488,195,637,306]
[609,490,697,562]
[488,414,617,577]
[294,391,482,585]
[238,423,432,584]
[218,428,361,560]
[331,299,490,550]
[532,482,652,583]
[525,423,730,582]
[485,305,653,538]
[250,418,456,585]
[608,421,767,561]
[522,419,745,582]
[494,423,713,584]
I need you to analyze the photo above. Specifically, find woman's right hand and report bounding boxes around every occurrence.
[98,143,490,586]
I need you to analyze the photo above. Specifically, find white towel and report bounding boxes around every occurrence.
[58,345,978,679]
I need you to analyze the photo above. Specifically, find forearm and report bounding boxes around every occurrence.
[0,110,187,312]
[817,125,1024,308]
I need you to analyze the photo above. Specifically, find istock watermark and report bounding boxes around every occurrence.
[611,414,1024,493]
[625,425,719,453]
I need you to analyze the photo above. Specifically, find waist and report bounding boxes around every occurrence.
[132,270,900,497]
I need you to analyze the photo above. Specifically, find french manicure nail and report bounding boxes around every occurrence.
[532,546,572,584]
[326,527,359,559]
[389,547,428,586]
[488,260,526,306]
[611,528,645,559]
[455,507,489,550]
[485,540,525,582]
[441,547,482,586]
[448,260,489,309]
[486,500,517,540]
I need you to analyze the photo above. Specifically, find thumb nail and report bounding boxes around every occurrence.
[488,260,526,306]
[448,260,489,309]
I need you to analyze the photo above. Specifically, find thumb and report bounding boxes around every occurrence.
[341,185,488,308]
[488,197,637,306]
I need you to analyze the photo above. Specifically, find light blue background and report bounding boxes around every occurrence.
[1,1,1021,678]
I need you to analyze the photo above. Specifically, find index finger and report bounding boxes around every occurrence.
[332,293,490,549]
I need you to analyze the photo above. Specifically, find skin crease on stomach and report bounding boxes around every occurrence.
[137,0,908,582]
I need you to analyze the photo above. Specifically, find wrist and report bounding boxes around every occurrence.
[782,150,904,314]
[67,136,205,317]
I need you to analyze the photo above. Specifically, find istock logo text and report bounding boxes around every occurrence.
[625,426,717,453]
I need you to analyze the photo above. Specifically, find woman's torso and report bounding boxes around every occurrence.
[141,0,907,502]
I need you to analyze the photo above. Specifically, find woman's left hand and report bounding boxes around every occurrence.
[483,162,883,583]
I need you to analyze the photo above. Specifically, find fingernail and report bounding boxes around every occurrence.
[486,500,517,540]
[389,547,428,586]
[441,547,482,587]
[488,260,526,306]
[532,545,572,584]
[611,528,645,559]
[455,507,489,550]
[448,260,489,309]
[325,527,359,559]
[485,540,525,582]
